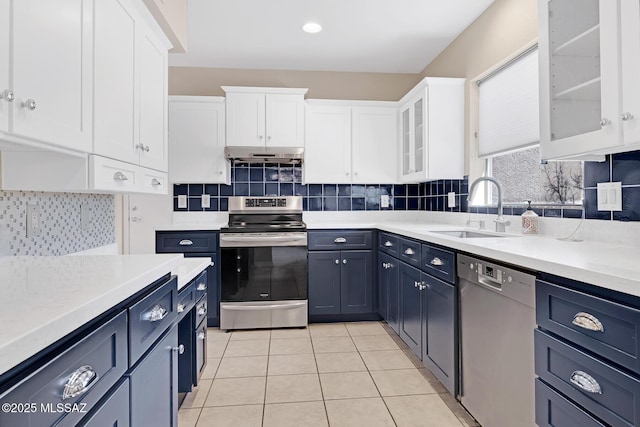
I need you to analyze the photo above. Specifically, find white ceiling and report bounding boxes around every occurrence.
[169,0,495,73]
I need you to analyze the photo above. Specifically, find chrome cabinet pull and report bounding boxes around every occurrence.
[144,145,150,152]
[172,344,185,355]
[151,178,161,186]
[334,237,347,243]
[404,248,415,255]
[570,370,602,394]
[177,303,185,313]
[197,305,207,316]
[430,257,443,266]
[384,241,393,247]
[197,331,206,340]
[196,283,207,291]
[143,304,168,322]
[335,259,339,264]
[179,239,193,246]
[414,281,420,288]
[343,259,347,264]
[113,171,128,181]
[135,143,145,151]
[572,312,604,332]
[622,112,634,121]
[600,118,611,127]
[62,365,99,400]
[24,98,36,110]
[1,89,14,102]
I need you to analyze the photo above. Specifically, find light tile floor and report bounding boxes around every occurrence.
[178,321,479,427]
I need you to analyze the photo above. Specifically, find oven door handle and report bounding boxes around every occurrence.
[220,235,307,247]
[223,302,306,311]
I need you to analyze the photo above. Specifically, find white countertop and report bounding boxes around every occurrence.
[155,223,227,231]
[172,257,212,290]
[0,254,184,376]
[306,218,640,298]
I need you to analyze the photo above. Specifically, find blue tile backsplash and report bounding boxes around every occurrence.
[174,149,640,222]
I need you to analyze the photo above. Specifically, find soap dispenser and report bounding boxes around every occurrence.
[521,201,538,235]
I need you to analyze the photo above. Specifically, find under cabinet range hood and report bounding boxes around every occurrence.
[224,146,304,164]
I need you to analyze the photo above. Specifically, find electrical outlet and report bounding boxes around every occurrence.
[447,192,456,208]
[201,194,211,209]
[597,182,622,211]
[26,203,41,237]
[80,203,92,230]
[178,195,187,209]
[380,194,389,208]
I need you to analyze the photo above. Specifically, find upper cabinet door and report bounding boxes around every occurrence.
[538,0,622,159]
[265,93,305,147]
[225,92,265,147]
[620,0,640,145]
[304,104,352,184]
[11,0,93,151]
[0,0,9,133]
[169,98,228,184]
[93,0,138,164]
[351,106,398,183]
[138,30,168,171]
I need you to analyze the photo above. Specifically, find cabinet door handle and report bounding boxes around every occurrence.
[335,259,339,264]
[197,331,206,340]
[414,281,420,288]
[622,112,634,121]
[430,257,443,266]
[600,118,611,127]
[197,283,207,291]
[404,248,415,255]
[571,312,604,332]
[570,370,602,394]
[177,303,185,313]
[113,171,128,181]
[24,98,36,111]
[179,239,193,246]
[0,89,14,102]
[343,259,347,264]
[334,237,347,243]
[62,365,99,400]
[197,305,207,316]
[384,241,393,247]
[172,344,185,355]
[143,304,168,322]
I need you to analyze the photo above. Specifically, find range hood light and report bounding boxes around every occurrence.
[224,146,304,165]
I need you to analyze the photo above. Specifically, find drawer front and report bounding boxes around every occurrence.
[535,379,606,427]
[421,244,455,284]
[89,155,140,193]
[194,319,207,386]
[0,311,128,427]
[398,237,421,268]
[536,280,640,374]
[177,282,196,322]
[79,378,130,427]
[129,277,178,366]
[156,230,218,253]
[195,297,208,327]
[194,270,208,302]
[308,230,373,250]
[139,168,167,195]
[378,232,399,257]
[535,329,640,427]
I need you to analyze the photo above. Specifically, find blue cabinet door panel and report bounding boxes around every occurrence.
[535,379,606,427]
[79,378,130,427]
[399,262,422,358]
[308,251,341,315]
[341,250,373,314]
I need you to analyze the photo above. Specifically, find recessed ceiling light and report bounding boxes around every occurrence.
[302,22,322,34]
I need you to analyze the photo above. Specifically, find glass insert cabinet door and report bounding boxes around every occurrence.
[400,95,426,178]
[539,0,622,159]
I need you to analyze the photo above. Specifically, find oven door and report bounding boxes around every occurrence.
[220,233,308,302]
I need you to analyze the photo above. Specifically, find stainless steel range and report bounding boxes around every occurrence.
[219,196,308,331]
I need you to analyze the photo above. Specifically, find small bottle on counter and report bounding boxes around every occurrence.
[521,201,539,235]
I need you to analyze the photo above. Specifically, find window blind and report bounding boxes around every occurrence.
[478,48,539,157]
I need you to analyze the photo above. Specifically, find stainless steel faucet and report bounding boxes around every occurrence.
[467,177,511,232]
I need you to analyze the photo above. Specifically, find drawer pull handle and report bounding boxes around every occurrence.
[430,257,443,266]
[334,237,347,243]
[570,370,602,394]
[177,303,185,313]
[404,248,415,255]
[197,305,207,316]
[143,304,168,322]
[173,344,185,355]
[113,171,128,181]
[179,239,193,246]
[151,178,162,186]
[62,365,99,400]
[197,331,206,340]
[572,312,604,332]
[196,283,207,291]
[384,241,393,247]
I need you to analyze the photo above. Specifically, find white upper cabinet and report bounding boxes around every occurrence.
[304,101,398,184]
[304,104,352,183]
[168,97,228,184]
[223,87,307,147]
[351,106,397,183]
[0,0,9,133]
[620,0,640,146]
[10,0,93,152]
[399,78,464,183]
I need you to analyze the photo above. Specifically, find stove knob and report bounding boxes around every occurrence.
[237,255,241,260]
[237,268,241,273]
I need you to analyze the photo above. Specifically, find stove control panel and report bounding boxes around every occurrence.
[245,198,287,208]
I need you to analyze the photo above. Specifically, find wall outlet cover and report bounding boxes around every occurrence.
[26,203,41,237]
[447,192,456,208]
[201,194,211,208]
[177,195,187,209]
[597,182,622,211]
[380,194,389,208]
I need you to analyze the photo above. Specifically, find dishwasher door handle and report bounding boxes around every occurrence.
[477,276,502,291]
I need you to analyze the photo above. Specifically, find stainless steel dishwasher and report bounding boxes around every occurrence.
[458,254,536,427]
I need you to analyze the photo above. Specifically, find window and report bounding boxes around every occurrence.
[476,45,583,206]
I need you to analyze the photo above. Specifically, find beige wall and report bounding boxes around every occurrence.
[144,0,188,53]
[169,67,421,101]
[420,0,538,177]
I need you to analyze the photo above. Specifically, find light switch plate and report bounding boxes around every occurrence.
[177,195,187,209]
[597,182,622,211]
[380,194,389,208]
[201,194,211,208]
[447,192,456,208]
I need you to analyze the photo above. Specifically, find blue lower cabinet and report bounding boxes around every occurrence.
[79,379,130,427]
[535,379,607,427]
[378,252,400,333]
[127,325,179,427]
[340,251,373,314]
[399,262,423,358]
[423,274,456,395]
[309,251,342,315]
[177,310,195,393]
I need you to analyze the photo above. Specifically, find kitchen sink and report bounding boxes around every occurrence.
[431,230,513,238]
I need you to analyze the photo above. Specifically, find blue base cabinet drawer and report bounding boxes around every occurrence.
[535,329,640,427]
[536,280,640,374]
[79,378,130,427]
[308,230,373,250]
[129,277,177,366]
[421,244,455,284]
[535,379,606,427]
[398,237,421,268]
[177,282,196,322]
[156,231,218,253]
[0,311,128,427]
[193,270,208,302]
[378,232,399,257]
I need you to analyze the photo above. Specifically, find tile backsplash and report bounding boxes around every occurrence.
[0,192,115,256]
